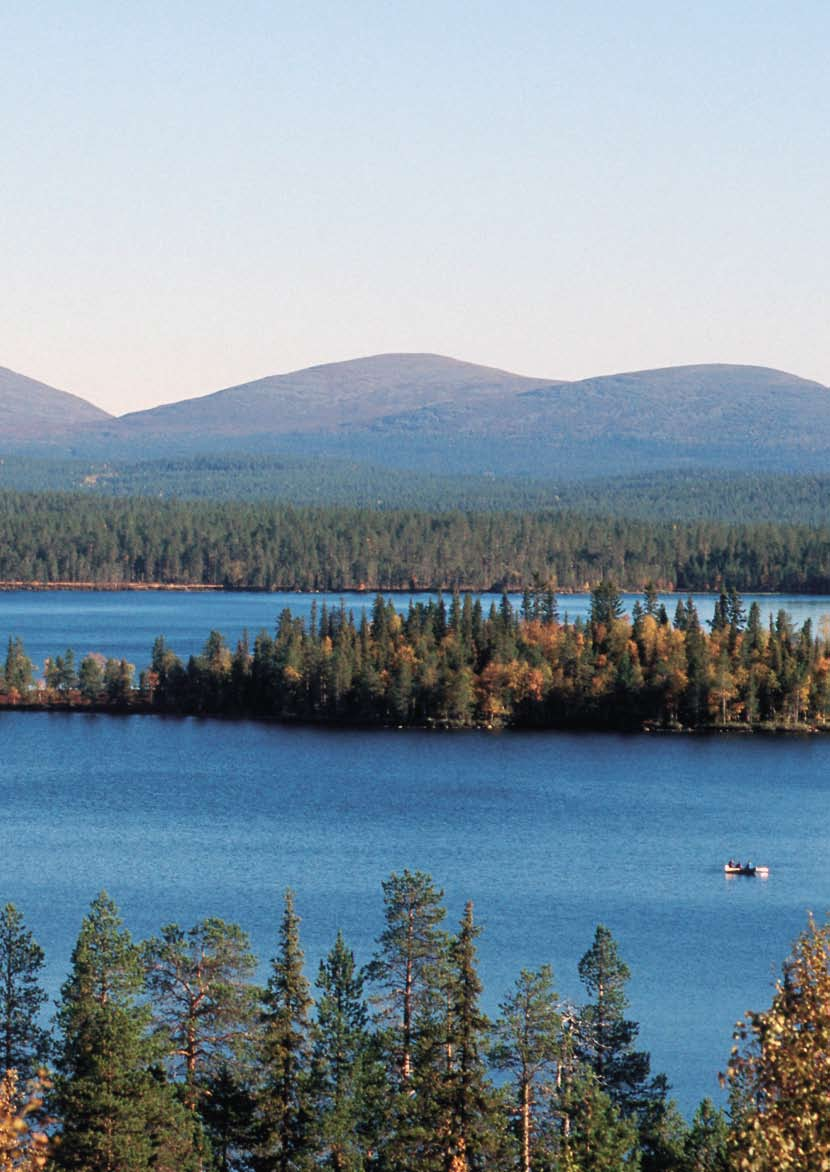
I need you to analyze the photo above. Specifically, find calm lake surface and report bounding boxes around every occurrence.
[2,590,830,1115]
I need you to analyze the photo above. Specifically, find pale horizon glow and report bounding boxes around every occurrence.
[2,1,828,415]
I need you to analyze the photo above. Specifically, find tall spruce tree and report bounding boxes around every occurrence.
[559,1067,640,1172]
[444,902,501,1172]
[53,891,200,1172]
[310,931,379,1172]
[257,890,313,1172]
[576,926,650,1116]
[0,904,48,1082]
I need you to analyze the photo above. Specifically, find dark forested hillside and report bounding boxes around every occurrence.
[4,455,830,526]
[2,491,830,592]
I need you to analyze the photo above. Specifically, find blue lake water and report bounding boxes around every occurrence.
[2,590,830,1116]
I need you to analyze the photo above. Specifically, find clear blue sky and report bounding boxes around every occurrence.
[2,0,828,413]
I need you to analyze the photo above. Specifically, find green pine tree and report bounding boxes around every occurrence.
[576,926,650,1116]
[144,918,259,1111]
[310,930,379,1171]
[366,870,448,1088]
[365,871,449,1172]
[560,1067,640,1172]
[444,902,503,1172]
[0,903,49,1081]
[53,891,201,1172]
[682,1098,728,1171]
[256,890,313,1172]
[490,965,562,1172]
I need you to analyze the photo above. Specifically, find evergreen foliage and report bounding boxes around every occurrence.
[490,966,562,1172]
[576,927,651,1115]
[144,919,259,1110]
[0,905,48,1083]
[257,891,313,1172]
[309,932,377,1172]
[4,490,830,591]
[444,903,501,1171]
[52,892,201,1172]
[0,878,815,1171]
[7,457,830,528]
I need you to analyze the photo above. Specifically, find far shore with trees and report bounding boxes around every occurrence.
[4,490,830,594]
[2,584,830,732]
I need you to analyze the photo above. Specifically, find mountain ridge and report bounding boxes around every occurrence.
[0,365,113,440]
[4,353,830,479]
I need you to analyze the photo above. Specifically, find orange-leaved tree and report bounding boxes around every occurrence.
[727,914,830,1171]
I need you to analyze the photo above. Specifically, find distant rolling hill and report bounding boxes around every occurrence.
[4,353,830,480]
[346,362,830,476]
[0,366,112,441]
[107,353,553,437]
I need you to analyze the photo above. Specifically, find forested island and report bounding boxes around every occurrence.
[2,585,828,731]
[3,491,830,592]
[2,871,824,1171]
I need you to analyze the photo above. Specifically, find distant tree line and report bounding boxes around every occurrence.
[5,455,830,525]
[4,585,830,730]
[3,491,830,591]
[1,875,734,1171]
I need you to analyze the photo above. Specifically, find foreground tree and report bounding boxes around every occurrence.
[683,1098,728,1171]
[0,1069,49,1170]
[256,890,313,1172]
[559,1067,640,1172]
[310,931,379,1171]
[366,870,448,1087]
[144,918,258,1111]
[490,965,562,1172]
[577,926,650,1115]
[727,914,830,1171]
[53,892,200,1172]
[443,902,503,1171]
[0,904,48,1082]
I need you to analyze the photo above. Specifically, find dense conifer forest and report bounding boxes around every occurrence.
[7,873,823,1171]
[4,459,830,524]
[3,491,830,592]
[3,586,829,731]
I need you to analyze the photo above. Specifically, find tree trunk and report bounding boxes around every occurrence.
[521,1076,532,1172]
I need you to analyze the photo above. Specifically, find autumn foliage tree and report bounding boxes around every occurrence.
[727,914,830,1171]
[0,1070,49,1171]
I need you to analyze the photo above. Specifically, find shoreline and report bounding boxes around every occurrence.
[0,580,828,598]
[0,697,824,736]
[0,580,227,593]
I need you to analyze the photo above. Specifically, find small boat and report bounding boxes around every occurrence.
[724,861,770,877]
